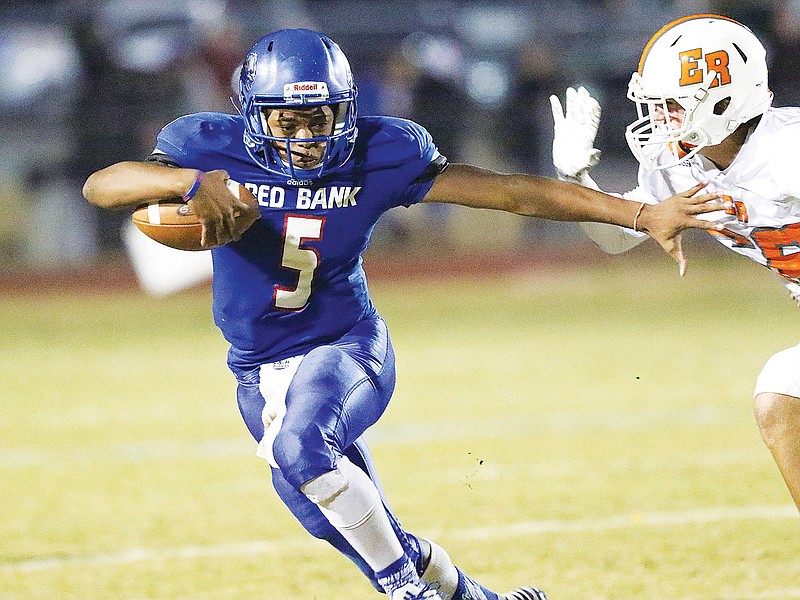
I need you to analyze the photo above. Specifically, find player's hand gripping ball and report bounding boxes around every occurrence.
[132,179,258,251]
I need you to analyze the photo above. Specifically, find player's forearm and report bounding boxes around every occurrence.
[427,165,646,229]
[561,173,652,252]
[83,161,198,209]
[505,176,645,229]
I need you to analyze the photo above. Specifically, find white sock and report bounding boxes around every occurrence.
[421,538,459,599]
[301,456,406,574]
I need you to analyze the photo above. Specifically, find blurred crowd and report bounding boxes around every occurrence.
[2,0,800,268]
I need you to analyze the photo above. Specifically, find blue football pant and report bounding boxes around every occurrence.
[235,316,421,589]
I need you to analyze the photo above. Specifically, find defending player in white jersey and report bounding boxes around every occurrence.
[549,13,800,512]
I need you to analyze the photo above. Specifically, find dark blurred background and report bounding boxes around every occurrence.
[1,0,798,274]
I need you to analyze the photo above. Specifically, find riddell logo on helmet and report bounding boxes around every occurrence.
[284,81,330,101]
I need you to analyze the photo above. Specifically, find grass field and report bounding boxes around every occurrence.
[1,248,798,600]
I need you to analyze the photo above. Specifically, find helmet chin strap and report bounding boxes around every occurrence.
[678,69,730,149]
[230,96,243,116]
[680,126,709,147]
[676,140,696,156]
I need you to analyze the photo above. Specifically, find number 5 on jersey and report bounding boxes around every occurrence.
[275,215,324,310]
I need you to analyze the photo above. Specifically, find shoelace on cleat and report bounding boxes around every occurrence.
[503,587,547,600]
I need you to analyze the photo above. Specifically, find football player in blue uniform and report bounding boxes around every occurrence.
[84,28,727,600]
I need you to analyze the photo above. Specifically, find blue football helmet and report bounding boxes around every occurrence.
[238,28,358,178]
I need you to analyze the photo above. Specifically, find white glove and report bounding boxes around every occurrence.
[549,86,601,179]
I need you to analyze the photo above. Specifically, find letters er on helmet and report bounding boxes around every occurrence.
[625,14,773,170]
[238,29,358,179]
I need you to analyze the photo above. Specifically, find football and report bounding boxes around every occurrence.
[132,179,258,251]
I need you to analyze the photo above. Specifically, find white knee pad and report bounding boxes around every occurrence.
[300,457,405,573]
[300,456,383,528]
[754,343,800,398]
[301,464,350,506]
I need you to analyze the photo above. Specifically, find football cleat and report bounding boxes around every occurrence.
[499,587,548,600]
[391,582,441,600]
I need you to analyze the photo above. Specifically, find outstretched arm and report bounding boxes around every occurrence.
[422,163,727,275]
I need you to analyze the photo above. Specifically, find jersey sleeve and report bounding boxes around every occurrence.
[770,121,800,200]
[397,151,448,208]
[573,172,650,253]
[149,112,237,170]
[629,167,666,205]
[151,115,199,166]
[380,118,448,209]
[146,151,181,167]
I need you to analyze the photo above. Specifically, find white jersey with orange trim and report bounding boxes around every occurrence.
[594,107,800,289]
[577,106,800,397]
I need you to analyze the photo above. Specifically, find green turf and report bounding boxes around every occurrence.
[1,251,798,599]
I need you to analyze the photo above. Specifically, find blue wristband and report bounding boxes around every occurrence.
[182,171,204,202]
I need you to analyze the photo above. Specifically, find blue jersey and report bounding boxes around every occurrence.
[153,112,442,374]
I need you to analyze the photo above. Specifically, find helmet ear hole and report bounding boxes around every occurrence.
[713,97,731,115]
